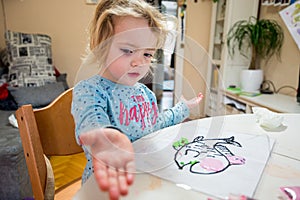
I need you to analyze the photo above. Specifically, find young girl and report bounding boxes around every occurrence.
[71,0,203,199]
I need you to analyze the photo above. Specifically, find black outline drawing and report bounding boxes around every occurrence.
[173,136,246,175]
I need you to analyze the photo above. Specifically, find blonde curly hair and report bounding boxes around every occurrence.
[89,0,170,50]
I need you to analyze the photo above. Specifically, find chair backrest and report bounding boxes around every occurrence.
[16,88,83,200]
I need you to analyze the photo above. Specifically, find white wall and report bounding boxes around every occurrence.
[260,6,300,96]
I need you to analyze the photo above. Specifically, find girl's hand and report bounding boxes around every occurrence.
[181,92,204,109]
[80,128,135,200]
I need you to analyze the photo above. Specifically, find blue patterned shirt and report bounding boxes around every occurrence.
[71,75,189,183]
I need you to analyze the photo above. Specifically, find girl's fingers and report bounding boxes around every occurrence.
[108,167,119,200]
[125,161,135,185]
[198,92,204,99]
[94,160,109,191]
[118,168,129,195]
[94,160,135,199]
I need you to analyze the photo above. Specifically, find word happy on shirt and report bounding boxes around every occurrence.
[119,95,158,130]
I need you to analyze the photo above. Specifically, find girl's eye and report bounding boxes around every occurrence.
[144,53,153,58]
[120,48,134,54]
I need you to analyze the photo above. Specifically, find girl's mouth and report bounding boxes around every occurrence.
[127,72,140,78]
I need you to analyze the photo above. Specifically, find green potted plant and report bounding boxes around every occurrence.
[226,16,284,92]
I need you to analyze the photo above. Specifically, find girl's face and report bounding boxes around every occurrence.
[100,16,158,86]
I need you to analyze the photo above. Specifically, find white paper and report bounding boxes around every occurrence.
[133,125,275,199]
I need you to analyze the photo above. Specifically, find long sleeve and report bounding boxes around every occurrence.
[71,82,116,144]
[72,76,191,143]
[153,101,190,131]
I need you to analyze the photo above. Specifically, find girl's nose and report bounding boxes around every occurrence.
[130,51,144,67]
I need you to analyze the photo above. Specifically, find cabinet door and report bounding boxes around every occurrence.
[205,0,226,117]
[211,0,226,62]
[205,0,259,117]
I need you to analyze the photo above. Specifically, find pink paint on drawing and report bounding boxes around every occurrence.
[200,157,225,172]
[227,155,246,165]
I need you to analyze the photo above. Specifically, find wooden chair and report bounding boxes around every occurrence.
[15,88,84,200]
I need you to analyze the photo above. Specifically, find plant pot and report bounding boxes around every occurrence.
[240,69,263,93]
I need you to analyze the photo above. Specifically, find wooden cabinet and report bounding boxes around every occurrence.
[205,0,259,116]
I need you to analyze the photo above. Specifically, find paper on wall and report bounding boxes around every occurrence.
[280,2,300,50]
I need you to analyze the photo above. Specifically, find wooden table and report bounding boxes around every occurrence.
[73,114,300,200]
